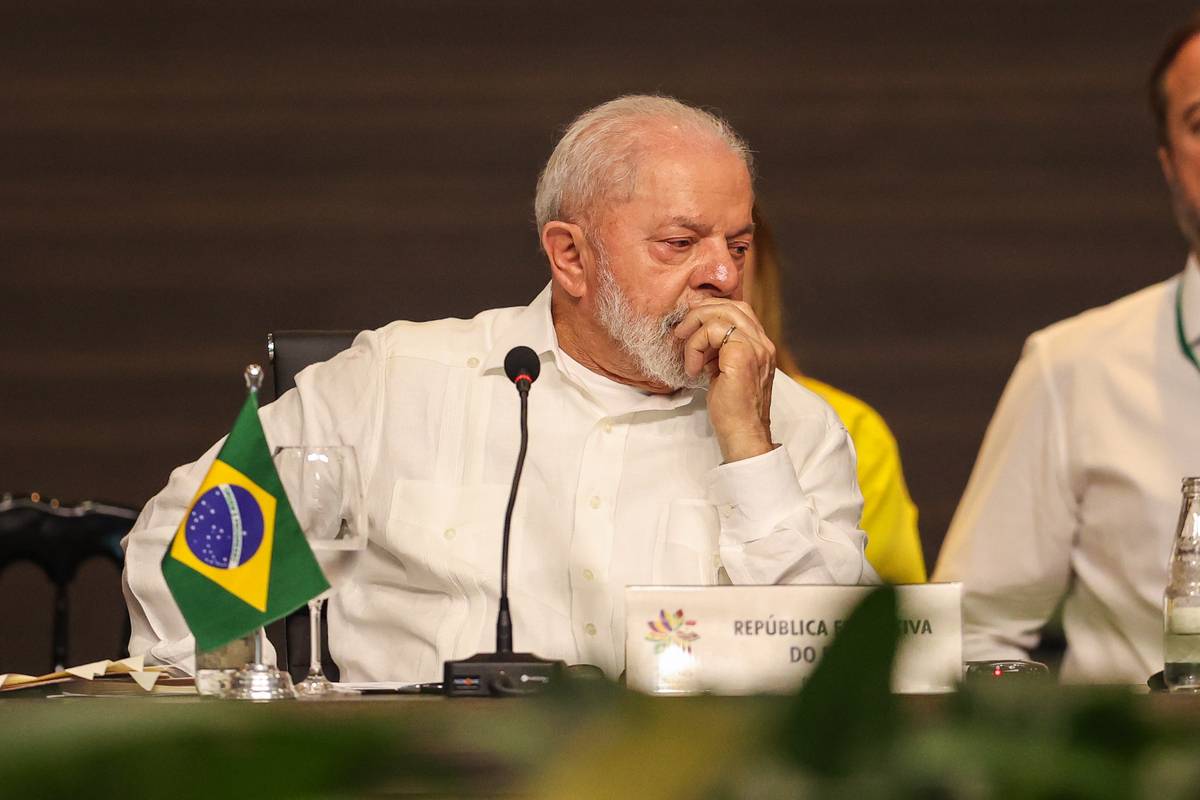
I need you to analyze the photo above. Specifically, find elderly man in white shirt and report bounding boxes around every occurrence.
[934,15,1200,684]
[123,94,876,682]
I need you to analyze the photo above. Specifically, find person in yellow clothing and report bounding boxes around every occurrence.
[745,206,926,583]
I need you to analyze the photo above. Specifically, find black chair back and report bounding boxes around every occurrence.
[267,330,359,398]
[265,329,359,683]
[0,494,137,670]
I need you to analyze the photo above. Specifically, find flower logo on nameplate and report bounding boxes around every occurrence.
[645,609,699,654]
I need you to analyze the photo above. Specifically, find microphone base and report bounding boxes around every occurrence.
[443,651,565,697]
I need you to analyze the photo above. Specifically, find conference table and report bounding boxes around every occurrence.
[4,683,1200,799]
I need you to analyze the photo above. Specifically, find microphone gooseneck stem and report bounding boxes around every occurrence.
[497,379,530,654]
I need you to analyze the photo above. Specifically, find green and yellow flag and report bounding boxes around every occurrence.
[161,391,328,650]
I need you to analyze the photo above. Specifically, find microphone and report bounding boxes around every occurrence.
[444,346,564,696]
[504,344,540,388]
[496,346,538,653]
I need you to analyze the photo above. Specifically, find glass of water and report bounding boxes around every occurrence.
[273,445,365,697]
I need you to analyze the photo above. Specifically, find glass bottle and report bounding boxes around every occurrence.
[1164,477,1200,692]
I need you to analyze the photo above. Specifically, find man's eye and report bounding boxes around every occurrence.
[666,239,692,249]
[730,243,750,257]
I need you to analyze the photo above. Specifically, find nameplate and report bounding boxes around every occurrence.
[624,583,962,695]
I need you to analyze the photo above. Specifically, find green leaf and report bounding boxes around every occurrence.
[774,586,900,776]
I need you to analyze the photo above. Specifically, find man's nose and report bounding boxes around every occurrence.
[690,243,740,297]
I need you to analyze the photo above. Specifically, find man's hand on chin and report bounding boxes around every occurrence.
[673,297,777,463]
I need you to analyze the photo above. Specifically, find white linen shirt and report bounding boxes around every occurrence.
[123,284,875,681]
[934,258,1200,684]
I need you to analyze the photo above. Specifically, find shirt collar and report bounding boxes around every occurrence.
[481,283,558,375]
[1184,253,1200,348]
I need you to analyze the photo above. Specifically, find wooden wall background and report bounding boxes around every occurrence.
[3,0,1195,673]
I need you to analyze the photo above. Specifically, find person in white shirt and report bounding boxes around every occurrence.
[123,94,877,682]
[934,14,1200,684]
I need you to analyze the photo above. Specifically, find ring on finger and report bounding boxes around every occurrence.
[720,323,737,347]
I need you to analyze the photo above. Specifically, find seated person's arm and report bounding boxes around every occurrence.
[122,331,385,670]
[934,334,1075,661]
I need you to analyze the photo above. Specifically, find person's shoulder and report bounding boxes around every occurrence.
[1029,278,1174,363]
[362,305,525,364]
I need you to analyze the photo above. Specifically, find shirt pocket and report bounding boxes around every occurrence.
[652,499,722,585]
[385,479,510,587]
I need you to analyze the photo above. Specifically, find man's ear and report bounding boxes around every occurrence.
[542,221,591,299]
[1160,144,1177,185]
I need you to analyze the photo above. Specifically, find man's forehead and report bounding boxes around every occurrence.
[627,163,754,234]
[588,124,753,228]
[655,213,756,235]
[1168,34,1200,110]
[628,146,752,198]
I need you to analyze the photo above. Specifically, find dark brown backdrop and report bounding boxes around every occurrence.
[3,0,1194,673]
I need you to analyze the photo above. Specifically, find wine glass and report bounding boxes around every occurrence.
[272,445,365,697]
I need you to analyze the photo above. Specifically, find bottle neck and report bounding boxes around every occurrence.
[1174,493,1200,550]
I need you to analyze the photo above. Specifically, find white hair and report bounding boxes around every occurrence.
[533,95,754,237]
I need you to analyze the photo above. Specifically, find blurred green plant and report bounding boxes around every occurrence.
[527,587,1200,800]
[3,587,1197,799]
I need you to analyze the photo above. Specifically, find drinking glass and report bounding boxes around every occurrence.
[273,445,365,697]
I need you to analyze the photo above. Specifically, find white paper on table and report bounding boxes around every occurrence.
[1,655,174,692]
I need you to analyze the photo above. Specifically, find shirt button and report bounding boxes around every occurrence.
[602,420,613,434]
[712,554,722,568]
[589,496,601,509]
[720,504,734,520]
[585,623,597,636]
[443,528,456,541]
[466,357,479,368]
[583,569,595,582]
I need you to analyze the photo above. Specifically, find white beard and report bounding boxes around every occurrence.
[593,264,708,391]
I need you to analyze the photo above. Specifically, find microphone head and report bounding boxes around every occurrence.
[504,346,541,386]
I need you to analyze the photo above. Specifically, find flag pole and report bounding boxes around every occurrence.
[227,363,297,701]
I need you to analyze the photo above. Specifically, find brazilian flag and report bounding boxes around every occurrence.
[161,394,329,651]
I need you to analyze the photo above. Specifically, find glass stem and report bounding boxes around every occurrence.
[308,598,325,679]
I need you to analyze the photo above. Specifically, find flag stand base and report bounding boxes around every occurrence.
[229,662,296,701]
